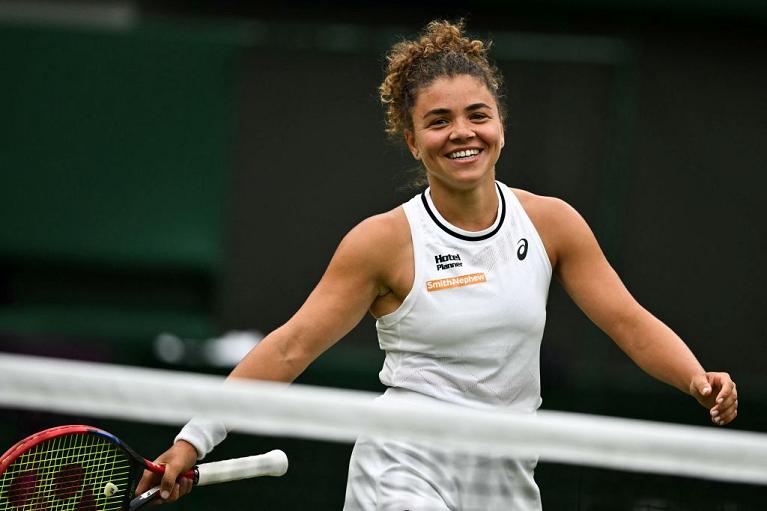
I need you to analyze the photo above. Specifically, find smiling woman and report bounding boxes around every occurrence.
[405,75,505,203]
[137,19,738,511]
[380,20,507,194]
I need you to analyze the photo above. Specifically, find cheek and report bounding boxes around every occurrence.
[423,132,447,151]
[482,126,504,148]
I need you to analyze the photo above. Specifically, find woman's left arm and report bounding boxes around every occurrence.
[543,197,737,426]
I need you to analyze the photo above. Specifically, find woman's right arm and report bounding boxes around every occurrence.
[136,211,404,502]
[226,214,395,383]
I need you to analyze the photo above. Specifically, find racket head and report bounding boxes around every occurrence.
[0,425,147,511]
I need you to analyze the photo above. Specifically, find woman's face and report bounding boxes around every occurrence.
[405,74,504,191]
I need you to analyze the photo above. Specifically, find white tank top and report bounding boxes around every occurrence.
[376,181,552,412]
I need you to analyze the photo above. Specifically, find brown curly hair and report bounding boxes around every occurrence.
[379,20,505,140]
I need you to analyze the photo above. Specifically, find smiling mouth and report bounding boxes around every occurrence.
[446,149,482,160]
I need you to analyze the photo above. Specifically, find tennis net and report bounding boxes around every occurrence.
[0,353,764,510]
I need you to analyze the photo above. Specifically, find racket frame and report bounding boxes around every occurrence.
[0,425,196,510]
[2,425,286,511]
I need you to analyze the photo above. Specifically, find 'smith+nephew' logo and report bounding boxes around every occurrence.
[426,272,487,292]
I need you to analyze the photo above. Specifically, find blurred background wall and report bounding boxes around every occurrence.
[0,1,765,508]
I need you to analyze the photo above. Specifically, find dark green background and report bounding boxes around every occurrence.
[1,2,765,509]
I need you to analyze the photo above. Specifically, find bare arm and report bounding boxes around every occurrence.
[534,195,737,425]
[229,211,402,382]
[138,211,403,501]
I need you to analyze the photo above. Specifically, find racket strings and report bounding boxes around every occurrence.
[0,433,132,511]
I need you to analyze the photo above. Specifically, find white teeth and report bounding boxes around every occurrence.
[448,149,480,159]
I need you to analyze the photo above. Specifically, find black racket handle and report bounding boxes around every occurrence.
[129,486,161,511]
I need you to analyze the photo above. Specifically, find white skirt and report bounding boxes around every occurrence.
[343,389,542,511]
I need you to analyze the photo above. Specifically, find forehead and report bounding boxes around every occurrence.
[413,74,496,112]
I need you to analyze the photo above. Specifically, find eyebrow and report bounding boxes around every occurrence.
[466,102,493,112]
[422,103,493,119]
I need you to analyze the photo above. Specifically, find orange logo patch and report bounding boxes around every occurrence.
[426,272,487,292]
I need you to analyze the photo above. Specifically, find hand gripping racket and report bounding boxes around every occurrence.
[0,425,288,511]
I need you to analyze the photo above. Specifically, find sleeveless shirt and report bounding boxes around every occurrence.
[376,181,552,412]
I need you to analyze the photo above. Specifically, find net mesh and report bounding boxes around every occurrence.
[0,429,132,511]
[0,353,765,510]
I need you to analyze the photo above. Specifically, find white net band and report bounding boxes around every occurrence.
[0,353,764,485]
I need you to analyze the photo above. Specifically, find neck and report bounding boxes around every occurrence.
[427,177,499,232]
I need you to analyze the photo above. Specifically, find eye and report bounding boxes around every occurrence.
[470,112,490,121]
[428,118,448,127]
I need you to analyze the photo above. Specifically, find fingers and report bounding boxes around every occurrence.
[155,466,195,504]
[135,441,199,504]
[158,464,194,501]
[177,477,194,498]
[711,398,738,425]
[160,470,194,503]
[689,373,712,400]
[711,373,736,403]
[157,441,199,503]
[705,372,737,426]
[135,468,161,496]
[159,465,182,502]
[159,480,193,504]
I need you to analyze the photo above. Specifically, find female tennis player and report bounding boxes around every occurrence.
[137,20,738,510]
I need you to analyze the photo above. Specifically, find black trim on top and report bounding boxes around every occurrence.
[420,183,506,242]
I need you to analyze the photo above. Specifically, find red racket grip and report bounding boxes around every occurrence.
[144,459,197,483]
[129,462,198,510]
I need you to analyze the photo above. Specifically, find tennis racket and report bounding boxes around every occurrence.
[0,425,288,510]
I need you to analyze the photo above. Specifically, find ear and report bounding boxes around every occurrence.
[404,129,420,160]
[500,124,505,149]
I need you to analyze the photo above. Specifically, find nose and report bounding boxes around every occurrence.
[449,119,476,141]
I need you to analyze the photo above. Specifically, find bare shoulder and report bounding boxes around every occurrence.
[509,187,593,267]
[347,206,409,247]
[511,188,573,220]
[334,206,410,267]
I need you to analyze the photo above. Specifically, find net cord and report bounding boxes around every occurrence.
[0,353,765,485]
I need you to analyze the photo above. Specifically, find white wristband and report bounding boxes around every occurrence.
[174,418,228,460]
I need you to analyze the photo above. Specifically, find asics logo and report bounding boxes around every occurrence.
[517,238,528,260]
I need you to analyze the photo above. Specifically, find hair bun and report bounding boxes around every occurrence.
[418,20,488,59]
